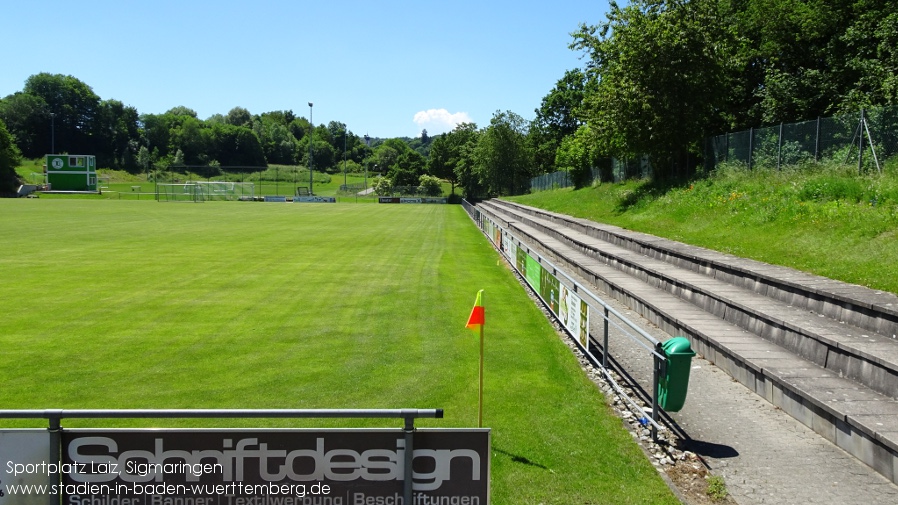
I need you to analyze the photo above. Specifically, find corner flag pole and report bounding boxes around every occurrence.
[479,318,484,428]
[466,290,485,428]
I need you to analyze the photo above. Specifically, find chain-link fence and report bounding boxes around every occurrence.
[530,106,898,194]
[530,158,652,192]
[705,105,898,173]
[530,170,573,192]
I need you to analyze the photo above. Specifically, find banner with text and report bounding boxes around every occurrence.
[58,429,489,505]
[487,216,591,355]
[0,430,53,505]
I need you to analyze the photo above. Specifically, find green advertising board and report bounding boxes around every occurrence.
[516,246,527,275]
[540,265,560,314]
[525,254,541,294]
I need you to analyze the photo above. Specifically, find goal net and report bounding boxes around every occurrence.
[156,183,206,202]
[190,181,255,201]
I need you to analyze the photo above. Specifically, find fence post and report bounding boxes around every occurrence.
[652,343,663,442]
[748,127,754,171]
[859,109,866,175]
[725,132,730,163]
[815,116,821,162]
[777,122,784,170]
[403,414,415,505]
[603,307,610,369]
[48,411,62,505]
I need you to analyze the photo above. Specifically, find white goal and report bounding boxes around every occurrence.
[189,181,255,201]
[156,183,206,202]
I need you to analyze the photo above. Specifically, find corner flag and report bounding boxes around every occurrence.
[465,289,486,428]
[466,290,485,332]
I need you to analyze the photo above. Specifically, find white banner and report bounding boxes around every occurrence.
[0,430,54,505]
[559,285,591,355]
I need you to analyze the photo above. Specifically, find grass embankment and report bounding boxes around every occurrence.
[508,160,898,294]
[0,201,677,504]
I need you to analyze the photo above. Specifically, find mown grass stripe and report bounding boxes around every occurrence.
[0,200,677,504]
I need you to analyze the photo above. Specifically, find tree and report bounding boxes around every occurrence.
[428,134,452,183]
[166,106,198,117]
[209,123,266,167]
[94,99,139,170]
[0,118,22,194]
[169,116,208,165]
[225,107,252,127]
[0,92,49,158]
[389,150,426,187]
[428,123,479,195]
[302,136,336,172]
[259,110,296,126]
[839,3,898,108]
[255,115,298,165]
[136,145,151,176]
[571,0,732,176]
[23,73,101,155]
[373,138,413,174]
[473,111,533,196]
[530,69,591,173]
[555,125,598,189]
[455,134,483,199]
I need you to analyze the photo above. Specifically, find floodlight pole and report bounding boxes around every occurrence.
[308,102,314,195]
[343,127,347,189]
[364,133,370,191]
[50,112,55,154]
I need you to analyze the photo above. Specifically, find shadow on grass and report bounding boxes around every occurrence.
[492,447,549,469]
[614,175,700,214]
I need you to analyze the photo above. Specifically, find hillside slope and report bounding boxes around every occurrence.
[507,162,898,295]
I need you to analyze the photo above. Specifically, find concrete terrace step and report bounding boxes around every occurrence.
[493,199,898,338]
[481,199,898,401]
[474,199,898,485]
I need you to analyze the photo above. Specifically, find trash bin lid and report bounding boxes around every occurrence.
[662,336,696,356]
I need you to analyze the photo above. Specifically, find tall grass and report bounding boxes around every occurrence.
[509,157,898,294]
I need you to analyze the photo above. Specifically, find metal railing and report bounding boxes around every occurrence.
[463,200,668,439]
[0,408,443,505]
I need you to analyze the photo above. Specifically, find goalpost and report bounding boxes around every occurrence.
[156,183,206,202]
[189,181,255,201]
[155,182,255,202]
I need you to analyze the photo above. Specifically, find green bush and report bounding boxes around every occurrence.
[418,174,443,196]
[372,176,393,196]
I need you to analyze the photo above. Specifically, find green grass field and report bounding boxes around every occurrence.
[0,200,677,504]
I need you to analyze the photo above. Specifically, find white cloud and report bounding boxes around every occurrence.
[412,108,473,134]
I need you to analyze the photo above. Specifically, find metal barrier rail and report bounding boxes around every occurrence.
[463,200,668,439]
[0,408,443,505]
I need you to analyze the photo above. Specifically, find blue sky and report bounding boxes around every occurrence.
[2,0,609,138]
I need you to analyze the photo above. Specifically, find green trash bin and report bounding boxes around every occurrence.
[657,337,696,412]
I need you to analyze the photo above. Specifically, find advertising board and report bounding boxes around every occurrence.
[60,429,489,505]
[0,430,53,505]
[293,197,336,203]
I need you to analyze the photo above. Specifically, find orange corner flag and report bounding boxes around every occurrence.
[466,290,485,332]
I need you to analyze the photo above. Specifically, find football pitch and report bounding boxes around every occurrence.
[0,200,678,504]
